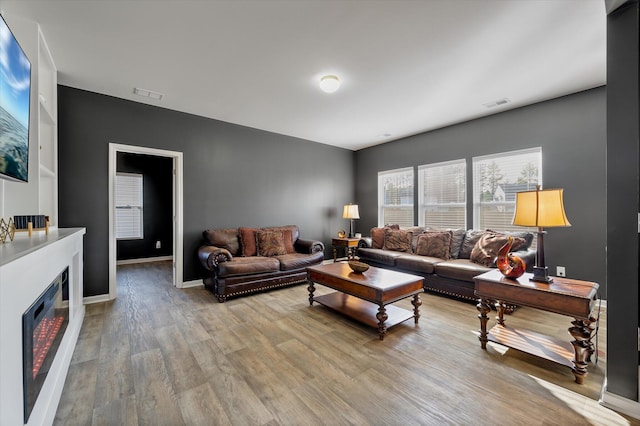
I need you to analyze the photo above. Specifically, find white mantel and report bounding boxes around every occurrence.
[0,228,85,426]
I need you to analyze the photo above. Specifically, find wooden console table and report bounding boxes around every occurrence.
[474,269,599,384]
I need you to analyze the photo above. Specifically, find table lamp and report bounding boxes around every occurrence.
[342,204,360,238]
[512,185,571,283]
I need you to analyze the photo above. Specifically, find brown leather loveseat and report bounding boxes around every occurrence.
[198,225,324,302]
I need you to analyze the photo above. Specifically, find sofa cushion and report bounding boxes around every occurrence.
[256,230,287,257]
[435,259,491,283]
[458,229,486,259]
[415,231,453,259]
[395,254,442,274]
[203,228,240,256]
[470,232,527,267]
[276,252,324,271]
[217,256,280,278]
[383,229,413,253]
[239,227,259,256]
[357,248,404,266]
[446,228,466,259]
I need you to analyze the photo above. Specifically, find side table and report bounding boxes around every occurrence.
[474,269,599,384]
[332,238,360,262]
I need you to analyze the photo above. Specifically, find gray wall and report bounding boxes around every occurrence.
[58,86,354,297]
[606,0,639,401]
[355,87,607,295]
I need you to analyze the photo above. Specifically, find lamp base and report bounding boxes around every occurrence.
[530,266,553,283]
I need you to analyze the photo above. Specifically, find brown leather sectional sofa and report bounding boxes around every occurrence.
[198,225,324,302]
[357,226,536,303]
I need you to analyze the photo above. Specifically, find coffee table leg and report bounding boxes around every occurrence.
[307,281,315,306]
[376,305,388,340]
[496,301,505,326]
[569,316,596,384]
[477,298,491,350]
[411,294,421,324]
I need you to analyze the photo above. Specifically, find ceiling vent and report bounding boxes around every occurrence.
[483,98,510,108]
[133,87,164,100]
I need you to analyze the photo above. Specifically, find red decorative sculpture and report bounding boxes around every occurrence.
[496,236,526,278]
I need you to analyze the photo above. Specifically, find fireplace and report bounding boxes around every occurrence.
[22,267,69,423]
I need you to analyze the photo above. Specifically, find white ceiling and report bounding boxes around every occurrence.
[1,0,606,151]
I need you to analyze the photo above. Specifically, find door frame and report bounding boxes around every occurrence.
[108,143,184,299]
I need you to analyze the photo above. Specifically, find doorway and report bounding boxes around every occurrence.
[108,143,184,299]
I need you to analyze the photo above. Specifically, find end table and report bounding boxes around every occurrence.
[332,238,360,262]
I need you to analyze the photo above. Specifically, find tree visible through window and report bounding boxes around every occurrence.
[378,167,414,227]
[473,148,541,236]
[115,173,143,239]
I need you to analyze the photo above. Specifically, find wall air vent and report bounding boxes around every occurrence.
[133,87,164,100]
[483,98,510,108]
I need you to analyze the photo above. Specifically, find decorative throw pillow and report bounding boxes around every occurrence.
[470,232,527,267]
[446,228,467,259]
[239,227,259,256]
[383,229,413,253]
[415,231,453,259]
[255,230,287,257]
[370,227,386,249]
[282,229,296,254]
[487,229,534,250]
[458,229,487,259]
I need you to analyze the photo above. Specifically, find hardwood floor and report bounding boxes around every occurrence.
[54,261,635,425]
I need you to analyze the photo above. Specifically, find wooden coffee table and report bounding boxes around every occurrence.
[306,263,423,340]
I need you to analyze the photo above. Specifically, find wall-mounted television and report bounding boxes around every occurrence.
[0,13,31,183]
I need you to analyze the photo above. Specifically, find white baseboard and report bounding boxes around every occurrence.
[83,293,111,305]
[600,381,640,420]
[181,279,203,289]
[116,256,173,266]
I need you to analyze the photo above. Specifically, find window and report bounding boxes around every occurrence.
[378,167,414,227]
[472,148,541,234]
[115,173,143,239]
[418,159,466,229]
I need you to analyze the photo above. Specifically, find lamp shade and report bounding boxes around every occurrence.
[512,188,571,228]
[342,204,360,219]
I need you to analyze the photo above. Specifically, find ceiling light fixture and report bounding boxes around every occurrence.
[319,75,340,93]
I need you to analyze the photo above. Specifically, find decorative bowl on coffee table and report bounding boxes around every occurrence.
[348,260,369,273]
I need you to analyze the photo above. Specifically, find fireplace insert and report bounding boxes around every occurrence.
[22,267,69,423]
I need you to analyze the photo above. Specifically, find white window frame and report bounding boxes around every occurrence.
[472,147,542,234]
[115,172,144,240]
[378,167,414,227]
[418,159,466,229]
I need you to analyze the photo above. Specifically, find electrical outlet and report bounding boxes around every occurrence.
[556,266,566,277]
[155,241,161,249]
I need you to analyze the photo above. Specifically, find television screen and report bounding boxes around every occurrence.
[0,14,31,183]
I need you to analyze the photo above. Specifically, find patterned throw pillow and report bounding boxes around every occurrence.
[458,229,487,259]
[255,230,287,257]
[470,232,527,267]
[415,231,453,259]
[383,229,413,253]
[370,225,400,249]
[446,228,467,259]
[239,227,259,256]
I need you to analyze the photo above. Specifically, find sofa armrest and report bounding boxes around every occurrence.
[295,238,325,254]
[358,237,373,249]
[198,245,232,271]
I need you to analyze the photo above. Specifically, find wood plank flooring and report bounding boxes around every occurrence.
[54,261,636,425]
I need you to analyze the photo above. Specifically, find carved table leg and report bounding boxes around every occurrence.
[411,294,422,324]
[569,316,596,384]
[477,298,491,349]
[496,300,505,326]
[307,281,315,306]
[376,305,388,340]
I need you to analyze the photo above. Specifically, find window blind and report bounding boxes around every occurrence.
[418,159,466,229]
[378,167,414,227]
[115,173,143,239]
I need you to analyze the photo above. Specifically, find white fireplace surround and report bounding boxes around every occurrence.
[0,228,85,426]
